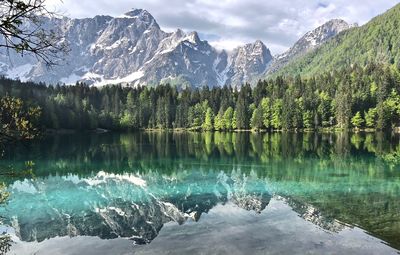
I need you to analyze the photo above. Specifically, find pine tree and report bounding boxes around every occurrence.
[235,96,248,130]
[364,108,377,128]
[351,111,364,128]
[260,98,271,129]
[335,79,352,129]
[214,109,225,131]
[202,107,214,131]
[223,107,234,130]
[250,107,263,131]
[271,99,282,129]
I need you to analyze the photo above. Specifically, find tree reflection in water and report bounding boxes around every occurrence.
[0,131,399,249]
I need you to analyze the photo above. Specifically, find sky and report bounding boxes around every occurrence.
[47,0,399,55]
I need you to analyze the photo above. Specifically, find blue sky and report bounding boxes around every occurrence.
[48,0,399,55]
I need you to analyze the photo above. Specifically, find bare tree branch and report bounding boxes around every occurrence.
[0,0,69,66]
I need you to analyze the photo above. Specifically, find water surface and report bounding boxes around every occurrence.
[1,132,400,254]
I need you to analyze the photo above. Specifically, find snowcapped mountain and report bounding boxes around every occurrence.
[138,30,223,87]
[0,9,272,88]
[266,19,356,75]
[0,10,353,87]
[226,40,273,85]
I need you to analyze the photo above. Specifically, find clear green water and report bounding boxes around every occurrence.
[0,132,400,254]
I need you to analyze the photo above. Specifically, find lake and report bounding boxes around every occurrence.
[0,131,399,254]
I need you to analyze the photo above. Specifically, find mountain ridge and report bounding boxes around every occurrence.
[266,19,356,75]
[0,8,352,87]
[269,3,400,78]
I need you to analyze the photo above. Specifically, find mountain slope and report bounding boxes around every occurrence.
[266,19,355,74]
[227,40,273,86]
[270,4,400,77]
[0,9,273,88]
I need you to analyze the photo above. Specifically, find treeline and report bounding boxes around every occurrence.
[0,63,400,131]
[4,132,400,178]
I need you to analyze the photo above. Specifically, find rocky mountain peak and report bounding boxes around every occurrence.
[185,31,201,44]
[253,39,265,47]
[0,8,352,88]
[124,8,153,19]
[266,18,354,75]
[223,40,273,87]
[303,19,353,46]
[174,28,185,38]
[122,8,158,29]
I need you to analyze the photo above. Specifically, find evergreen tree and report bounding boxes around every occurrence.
[335,79,352,128]
[271,99,282,129]
[303,110,313,129]
[223,107,234,130]
[364,108,377,128]
[235,96,248,130]
[351,111,364,128]
[202,107,214,131]
[260,98,271,129]
[250,107,263,131]
[214,109,225,131]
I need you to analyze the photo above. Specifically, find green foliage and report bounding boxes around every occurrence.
[223,107,234,130]
[250,107,263,131]
[303,110,313,129]
[271,99,282,129]
[0,234,11,255]
[1,61,400,132]
[202,107,214,131]
[260,98,271,129]
[335,79,352,128]
[273,4,400,78]
[0,96,41,142]
[235,96,248,129]
[232,110,237,130]
[364,108,377,128]
[214,110,225,131]
[351,111,364,128]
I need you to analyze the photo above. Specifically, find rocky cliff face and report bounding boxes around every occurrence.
[0,9,273,88]
[0,10,353,87]
[226,40,273,86]
[3,171,271,243]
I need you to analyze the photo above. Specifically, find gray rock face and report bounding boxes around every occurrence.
[0,9,273,88]
[138,31,222,88]
[226,40,273,86]
[4,171,271,244]
[266,19,356,75]
[0,10,352,87]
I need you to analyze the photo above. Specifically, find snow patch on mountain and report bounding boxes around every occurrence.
[6,64,34,81]
[0,9,351,88]
[266,19,355,75]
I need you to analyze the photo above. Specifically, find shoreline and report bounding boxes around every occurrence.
[44,127,394,134]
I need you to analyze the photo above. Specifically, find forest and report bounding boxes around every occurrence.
[275,4,400,78]
[1,63,400,132]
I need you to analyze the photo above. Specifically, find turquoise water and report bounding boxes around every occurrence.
[0,132,400,254]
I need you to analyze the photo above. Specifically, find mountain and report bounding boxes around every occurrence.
[1,9,170,86]
[0,9,272,88]
[137,30,222,87]
[226,40,273,86]
[4,5,381,87]
[271,4,400,77]
[3,171,271,243]
[266,19,355,75]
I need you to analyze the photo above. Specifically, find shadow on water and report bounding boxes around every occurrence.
[0,131,399,250]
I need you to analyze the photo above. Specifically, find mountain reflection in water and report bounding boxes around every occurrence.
[0,131,399,254]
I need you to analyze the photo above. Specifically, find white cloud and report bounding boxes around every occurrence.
[46,0,399,55]
[210,39,248,52]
